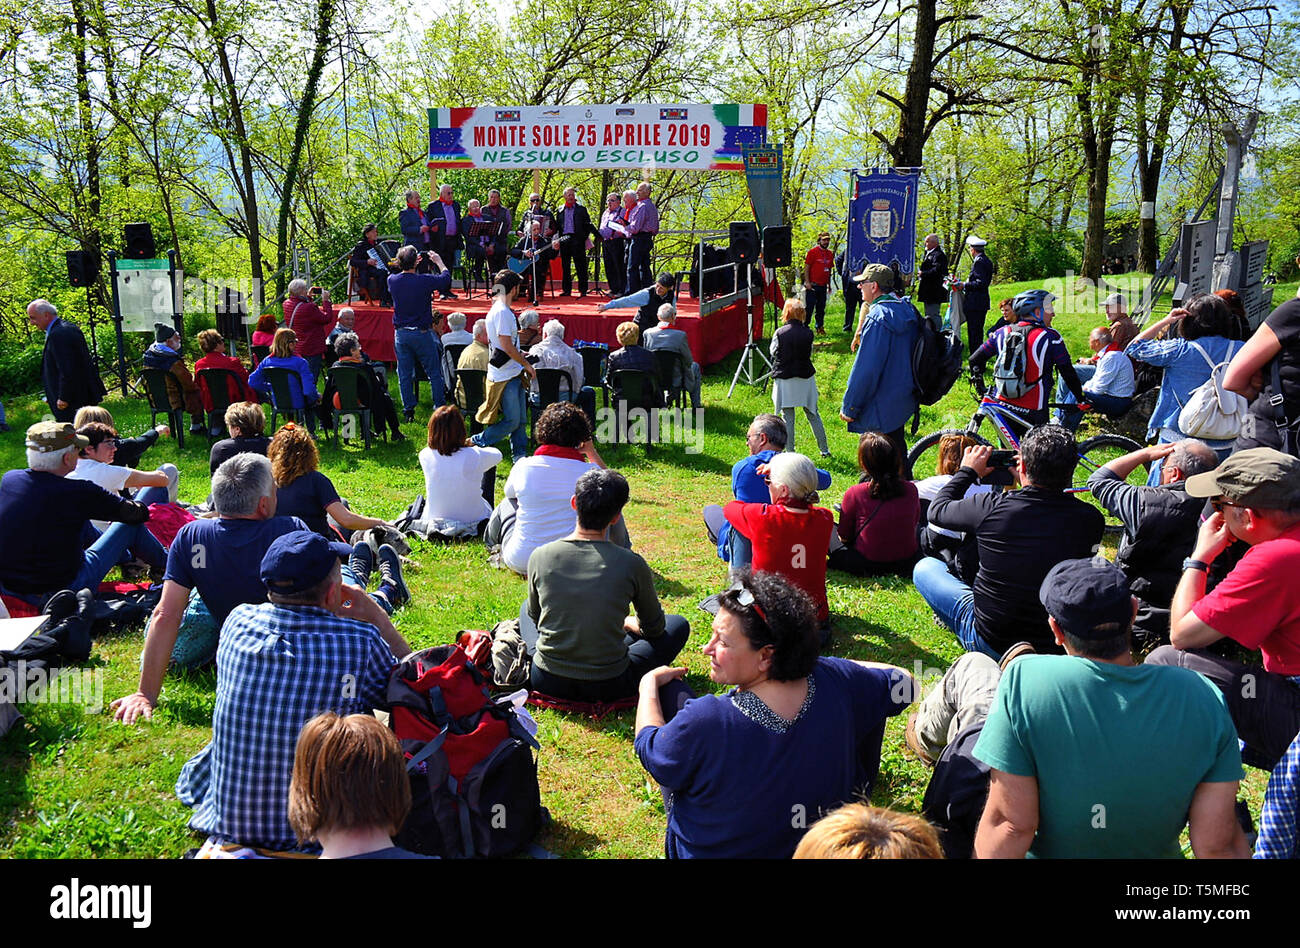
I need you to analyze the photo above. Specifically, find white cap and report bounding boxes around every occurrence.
[966,235,987,248]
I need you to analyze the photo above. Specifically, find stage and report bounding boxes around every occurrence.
[346,281,763,366]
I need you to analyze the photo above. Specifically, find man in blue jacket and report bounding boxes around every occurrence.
[840,264,921,459]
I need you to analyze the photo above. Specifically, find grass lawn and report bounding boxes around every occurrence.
[0,273,1292,858]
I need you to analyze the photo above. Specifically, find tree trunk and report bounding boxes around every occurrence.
[275,0,336,298]
[890,0,938,167]
[71,0,106,335]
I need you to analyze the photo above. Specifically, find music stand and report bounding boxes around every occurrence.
[466,220,498,297]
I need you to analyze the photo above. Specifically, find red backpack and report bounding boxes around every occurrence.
[388,644,545,858]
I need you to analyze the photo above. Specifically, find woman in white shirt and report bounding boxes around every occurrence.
[417,405,501,537]
[484,401,629,574]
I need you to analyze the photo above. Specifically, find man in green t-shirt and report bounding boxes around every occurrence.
[973,557,1248,858]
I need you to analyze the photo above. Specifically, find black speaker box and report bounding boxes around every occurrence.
[123,222,156,259]
[762,225,792,267]
[66,250,99,287]
[728,221,759,264]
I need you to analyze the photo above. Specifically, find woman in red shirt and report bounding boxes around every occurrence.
[194,329,255,414]
[724,451,834,637]
[829,431,919,577]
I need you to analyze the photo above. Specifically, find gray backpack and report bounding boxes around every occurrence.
[992,324,1039,400]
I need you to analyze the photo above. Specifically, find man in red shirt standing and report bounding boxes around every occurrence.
[804,232,834,335]
[283,279,334,384]
[1148,448,1300,770]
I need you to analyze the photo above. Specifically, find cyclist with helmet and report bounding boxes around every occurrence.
[969,289,1086,427]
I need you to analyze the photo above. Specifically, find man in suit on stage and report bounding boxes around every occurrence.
[481,189,513,275]
[555,187,599,297]
[399,190,431,252]
[917,233,949,323]
[426,184,462,299]
[28,299,105,422]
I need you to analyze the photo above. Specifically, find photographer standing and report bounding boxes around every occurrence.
[388,245,453,421]
[283,279,335,384]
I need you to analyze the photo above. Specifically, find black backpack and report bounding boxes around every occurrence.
[909,303,964,433]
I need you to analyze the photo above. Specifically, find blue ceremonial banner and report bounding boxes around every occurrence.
[845,170,920,277]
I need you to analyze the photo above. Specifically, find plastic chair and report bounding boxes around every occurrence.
[141,367,187,449]
[653,348,686,409]
[530,367,574,444]
[261,366,309,430]
[195,367,241,441]
[579,347,609,407]
[251,344,271,367]
[325,364,373,449]
[456,368,488,435]
[444,343,468,385]
[608,369,656,445]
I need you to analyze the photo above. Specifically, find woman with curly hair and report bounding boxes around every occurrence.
[634,570,915,858]
[828,431,919,577]
[267,423,389,541]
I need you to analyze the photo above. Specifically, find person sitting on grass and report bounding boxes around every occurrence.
[973,557,1248,859]
[175,530,411,853]
[634,570,915,859]
[69,423,179,531]
[723,451,835,639]
[109,454,313,722]
[209,401,271,476]
[521,468,690,702]
[418,405,501,537]
[485,402,626,575]
[288,712,430,859]
[73,405,169,470]
[702,413,831,574]
[249,326,320,428]
[828,430,919,577]
[267,422,393,545]
[792,803,943,859]
[1054,324,1135,431]
[0,422,167,609]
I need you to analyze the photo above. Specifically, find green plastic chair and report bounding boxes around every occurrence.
[325,363,373,449]
[530,367,575,445]
[652,348,686,409]
[140,367,186,449]
[608,369,656,445]
[456,368,487,435]
[195,367,242,441]
[261,366,309,431]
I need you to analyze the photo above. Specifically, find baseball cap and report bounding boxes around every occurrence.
[853,264,894,288]
[260,530,353,596]
[1184,448,1300,510]
[26,421,88,453]
[1038,558,1133,639]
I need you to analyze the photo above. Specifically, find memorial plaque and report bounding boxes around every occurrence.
[1179,219,1217,298]
[1241,282,1274,330]
[1239,240,1269,287]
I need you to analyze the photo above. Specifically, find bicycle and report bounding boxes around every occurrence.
[907,374,1146,532]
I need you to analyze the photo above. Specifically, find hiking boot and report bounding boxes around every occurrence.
[376,544,409,608]
[349,541,374,589]
[403,409,415,423]
[999,641,1036,672]
[905,712,936,768]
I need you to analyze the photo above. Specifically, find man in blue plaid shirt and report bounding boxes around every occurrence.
[1257,731,1300,858]
[176,531,412,851]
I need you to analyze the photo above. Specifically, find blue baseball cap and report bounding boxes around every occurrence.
[1038,557,1133,639]
[260,530,353,596]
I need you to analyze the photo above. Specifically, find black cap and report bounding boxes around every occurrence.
[1038,558,1133,639]
[260,530,352,596]
[155,322,178,344]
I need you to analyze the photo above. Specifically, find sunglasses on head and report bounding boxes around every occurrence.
[726,581,769,626]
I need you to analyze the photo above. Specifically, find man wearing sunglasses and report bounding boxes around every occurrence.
[1147,447,1300,771]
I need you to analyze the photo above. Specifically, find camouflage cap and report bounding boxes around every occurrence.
[25,421,88,453]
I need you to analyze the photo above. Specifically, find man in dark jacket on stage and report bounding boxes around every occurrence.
[917,234,949,322]
[425,184,462,299]
[555,187,599,297]
[349,225,392,306]
[28,299,106,423]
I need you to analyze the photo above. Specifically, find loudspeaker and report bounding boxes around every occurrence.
[123,222,156,259]
[66,250,99,288]
[762,225,792,267]
[728,221,759,264]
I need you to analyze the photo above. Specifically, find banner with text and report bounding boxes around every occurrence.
[845,170,921,277]
[428,104,767,171]
[742,144,784,230]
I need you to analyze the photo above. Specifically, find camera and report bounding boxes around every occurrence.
[989,449,1017,468]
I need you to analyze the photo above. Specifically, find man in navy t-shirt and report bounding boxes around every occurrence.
[111,453,308,724]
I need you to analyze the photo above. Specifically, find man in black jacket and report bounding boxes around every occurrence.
[28,299,105,422]
[1087,440,1218,648]
[917,234,949,322]
[425,184,462,299]
[913,425,1104,659]
[555,187,600,296]
[952,235,993,351]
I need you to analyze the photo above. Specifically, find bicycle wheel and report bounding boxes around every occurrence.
[907,428,991,481]
[1075,434,1146,534]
